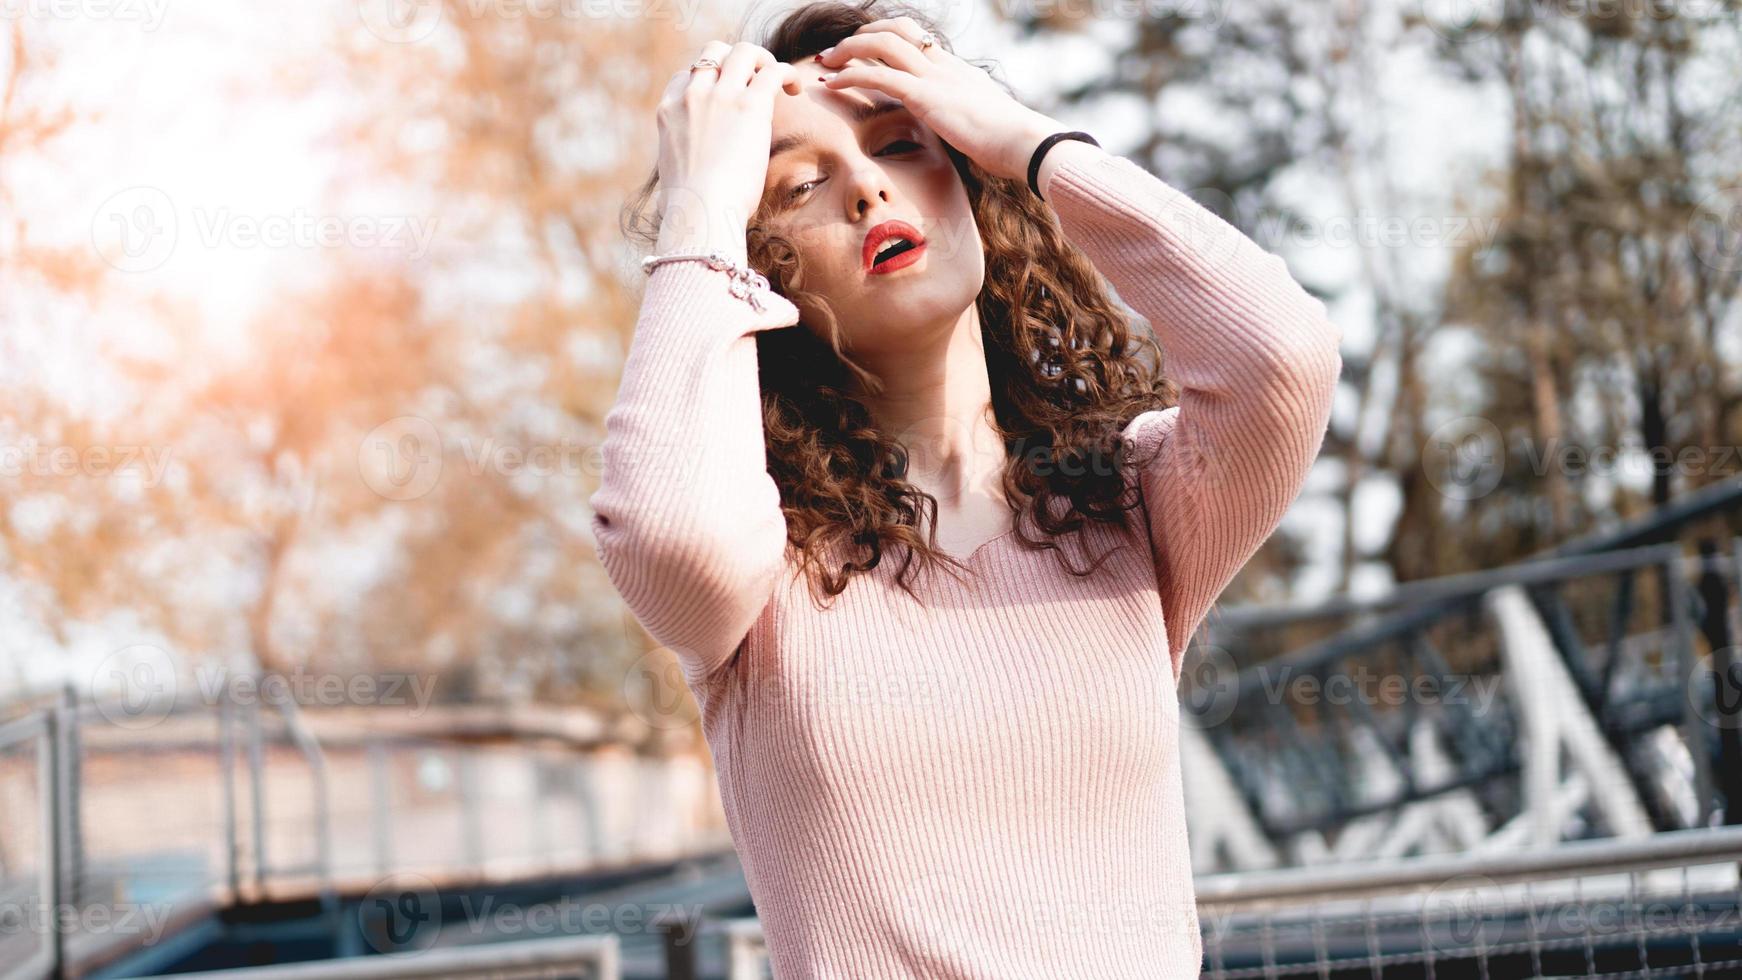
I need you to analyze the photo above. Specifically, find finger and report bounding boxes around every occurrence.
[717,40,770,90]
[660,68,689,106]
[748,60,802,99]
[857,16,943,55]
[685,40,732,94]
[821,63,915,101]
[818,30,928,74]
[744,49,800,96]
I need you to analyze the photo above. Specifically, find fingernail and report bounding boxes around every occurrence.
[820,72,836,82]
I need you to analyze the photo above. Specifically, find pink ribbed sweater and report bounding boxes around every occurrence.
[590,145,1342,979]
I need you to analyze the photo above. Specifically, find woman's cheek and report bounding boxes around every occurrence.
[794,225,848,290]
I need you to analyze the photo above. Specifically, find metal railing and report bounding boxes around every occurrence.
[0,671,725,980]
[0,710,61,980]
[1194,823,1742,979]
[1182,534,1742,869]
[689,826,1742,979]
[663,524,1742,978]
[110,933,620,980]
[0,683,328,980]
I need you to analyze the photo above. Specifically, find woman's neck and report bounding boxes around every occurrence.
[849,304,1007,508]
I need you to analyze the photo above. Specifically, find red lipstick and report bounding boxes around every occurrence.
[862,219,927,275]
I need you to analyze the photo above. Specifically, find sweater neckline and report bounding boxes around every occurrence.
[937,525,1020,568]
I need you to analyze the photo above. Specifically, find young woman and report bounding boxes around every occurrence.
[596,2,1341,976]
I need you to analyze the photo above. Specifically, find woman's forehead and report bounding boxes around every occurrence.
[771,58,901,140]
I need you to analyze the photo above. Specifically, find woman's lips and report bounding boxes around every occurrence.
[862,218,927,274]
[867,240,926,275]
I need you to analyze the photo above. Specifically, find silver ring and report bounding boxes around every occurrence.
[689,57,721,73]
[916,32,936,52]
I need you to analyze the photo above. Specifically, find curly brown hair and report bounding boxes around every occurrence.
[622,0,1177,606]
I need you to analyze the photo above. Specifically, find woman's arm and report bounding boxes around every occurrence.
[1040,141,1343,684]
[588,259,800,687]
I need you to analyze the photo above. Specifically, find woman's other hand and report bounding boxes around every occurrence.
[654,40,803,263]
[815,17,1065,185]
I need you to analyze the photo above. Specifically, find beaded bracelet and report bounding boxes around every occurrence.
[641,249,772,312]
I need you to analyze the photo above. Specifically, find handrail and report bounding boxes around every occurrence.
[1194,822,1742,905]
[0,709,49,744]
[0,709,57,980]
[696,826,1742,980]
[1213,540,1687,632]
[108,933,620,980]
[1212,474,1742,630]
[269,686,337,914]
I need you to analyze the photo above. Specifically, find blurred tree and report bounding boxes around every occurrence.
[1034,0,1741,594]
[1435,0,1742,569]
[0,7,711,754]
[0,23,92,297]
[331,2,728,748]
[1027,2,1368,598]
[0,23,146,666]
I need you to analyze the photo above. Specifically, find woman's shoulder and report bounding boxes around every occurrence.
[1120,407,1180,472]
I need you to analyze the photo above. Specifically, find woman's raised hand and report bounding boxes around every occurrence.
[816,17,1066,185]
[654,40,802,263]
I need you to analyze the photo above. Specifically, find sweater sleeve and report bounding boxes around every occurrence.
[587,260,802,687]
[1045,147,1343,685]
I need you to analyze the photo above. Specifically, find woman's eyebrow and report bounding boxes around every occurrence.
[769,99,910,159]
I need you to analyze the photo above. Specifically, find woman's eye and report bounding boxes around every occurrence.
[782,141,920,202]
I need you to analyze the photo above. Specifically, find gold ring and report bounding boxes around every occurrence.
[917,32,936,52]
[689,57,721,73]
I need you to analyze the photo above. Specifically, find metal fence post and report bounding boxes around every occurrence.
[220,686,241,901]
[369,739,393,877]
[54,686,82,915]
[45,686,85,980]
[1715,536,1742,824]
[459,751,484,871]
[247,691,268,896]
[1670,557,1715,826]
[658,906,700,980]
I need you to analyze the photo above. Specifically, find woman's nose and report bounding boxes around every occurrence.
[850,186,891,218]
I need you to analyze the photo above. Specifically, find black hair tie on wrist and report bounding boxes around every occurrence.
[1028,130,1100,201]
